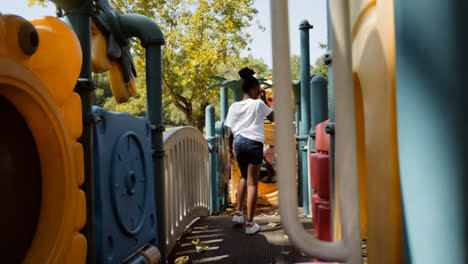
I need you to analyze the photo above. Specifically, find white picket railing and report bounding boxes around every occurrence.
[163,127,210,254]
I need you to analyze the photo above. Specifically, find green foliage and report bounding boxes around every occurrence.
[208,76,272,90]
[291,43,329,80]
[312,42,328,78]
[28,0,48,7]
[110,0,261,130]
[290,55,302,80]
[103,72,148,117]
[240,55,271,78]
[290,54,313,80]
[31,0,261,131]
[93,72,113,107]
[312,58,328,79]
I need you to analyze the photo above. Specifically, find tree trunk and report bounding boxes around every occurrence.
[162,76,194,126]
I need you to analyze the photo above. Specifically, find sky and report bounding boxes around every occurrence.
[2,0,328,68]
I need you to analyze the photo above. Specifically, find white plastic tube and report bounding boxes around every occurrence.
[270,0,361,263]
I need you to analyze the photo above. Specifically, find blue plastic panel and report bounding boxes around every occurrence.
[92,107,157,263]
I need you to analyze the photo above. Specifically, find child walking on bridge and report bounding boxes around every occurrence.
[224,67,274,235]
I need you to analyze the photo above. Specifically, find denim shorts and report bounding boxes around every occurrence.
[234,134,263,175]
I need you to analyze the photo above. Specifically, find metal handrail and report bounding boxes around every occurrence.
[270,0,362,263]
[163,127,210,254]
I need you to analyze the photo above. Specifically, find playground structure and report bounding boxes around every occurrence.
[1,0,468,264]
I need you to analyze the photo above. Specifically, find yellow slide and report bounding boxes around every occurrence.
[230,123,279,206]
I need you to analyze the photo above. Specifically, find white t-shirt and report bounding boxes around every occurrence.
[224,99,273,143]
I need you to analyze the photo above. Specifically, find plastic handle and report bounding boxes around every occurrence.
[270,0,361,263]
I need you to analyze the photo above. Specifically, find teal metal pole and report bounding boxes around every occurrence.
[325,0,336,235]
[145,45,166,260]
[293,81,301,136]
[309,75,328,150]
[231,86,243,102]
[220,87,228,151]
[60,1,97,262]
[298,20,313,215]
[205,105,219,214]
[395,0,468,262]
[220,87,228,122]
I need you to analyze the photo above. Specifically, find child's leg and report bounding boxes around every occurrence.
[236,163,248,212]
[246,163,261,222]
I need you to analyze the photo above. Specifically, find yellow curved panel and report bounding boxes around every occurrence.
[91,20,111,73]
[0,14,86,263]
[349,1,402,263]
[90,20,137,103]
[108,60,137,103]
[73,142,85,186]
[28,16,82,106]
[61,92,83,140]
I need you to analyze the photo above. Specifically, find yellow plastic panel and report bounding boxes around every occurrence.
[0,14,86,263]
[230,155,278,206]
[264,123,275,146]
[230,122,278,205]
[349,1,402,263]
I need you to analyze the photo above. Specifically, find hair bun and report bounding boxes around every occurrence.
[238,67,255,79]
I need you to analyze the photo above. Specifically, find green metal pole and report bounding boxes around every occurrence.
[60,2,97,263]
[205,105,219,214]
[309,75,328,150]
[299,20,313,215]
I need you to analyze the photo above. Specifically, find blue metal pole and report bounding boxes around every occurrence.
[205,105,219,214]
[298,20,313,215]
[395,0,468,262]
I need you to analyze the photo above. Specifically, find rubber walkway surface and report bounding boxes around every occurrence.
[168,215,316,264]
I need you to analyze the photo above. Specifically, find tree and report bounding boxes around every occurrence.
[291,42,329,80]
[30,0,262,131]
[311,57,328,79]
[311,43,328,78]
[93,73,113,107]
[290,55,302,80]
[111,0,261,131]
[241,55,271,78]
[290,54,313,80]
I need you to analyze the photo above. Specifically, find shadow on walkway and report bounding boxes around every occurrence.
[168,213,316,264]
